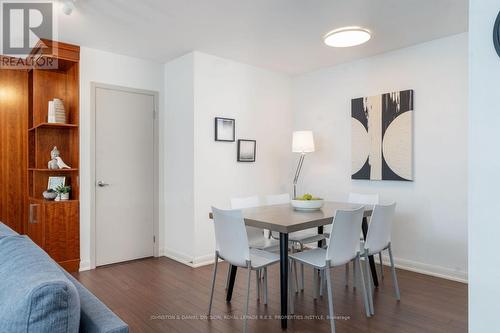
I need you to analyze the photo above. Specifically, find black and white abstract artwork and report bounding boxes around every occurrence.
[351,90,413,181]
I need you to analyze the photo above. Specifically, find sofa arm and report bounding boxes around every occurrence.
[64,273,128,333]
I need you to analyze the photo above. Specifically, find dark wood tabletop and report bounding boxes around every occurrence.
[209,201,372,233]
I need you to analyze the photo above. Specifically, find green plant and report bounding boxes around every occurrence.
[55,184,71,194]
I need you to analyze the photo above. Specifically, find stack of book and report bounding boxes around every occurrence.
[48,98,67,124]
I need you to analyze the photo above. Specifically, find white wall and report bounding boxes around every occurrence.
[469,0,500,331]
[291,33,468,282]
[164,53,196,260]
[79,47,164,270]
[163,52,293,265]
[193,52,292,261]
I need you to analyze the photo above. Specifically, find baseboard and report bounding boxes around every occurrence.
[163,249,217,268]
[163,248,467,283]
[79,260,91,272]
[380,254,468,283]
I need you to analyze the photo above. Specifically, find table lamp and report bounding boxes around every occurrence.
[292,130,315,198]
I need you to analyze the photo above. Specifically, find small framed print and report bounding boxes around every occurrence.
[48,176,65,190]
[237,140,256,162]
[215,117,235,142]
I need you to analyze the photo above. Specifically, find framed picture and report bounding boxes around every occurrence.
[237,140,256,162]
[351,89,414,181]
[215,117,235,142]
[48,176,65,190]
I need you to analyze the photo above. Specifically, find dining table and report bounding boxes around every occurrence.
[209,201,375,329]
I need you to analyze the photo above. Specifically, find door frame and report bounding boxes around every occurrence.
[89,82,160,269]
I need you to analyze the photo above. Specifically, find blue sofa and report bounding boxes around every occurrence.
[0,222,128,333]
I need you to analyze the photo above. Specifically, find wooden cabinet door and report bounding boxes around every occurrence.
[43,201,79,271]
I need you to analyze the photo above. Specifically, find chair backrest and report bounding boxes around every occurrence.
[264,193,290,205]
[230,195,260,209]
[211,207,250,267]
[348,192,379,206]
[326,206,365,266]
[230,195,263,243]
[364,203,396,255]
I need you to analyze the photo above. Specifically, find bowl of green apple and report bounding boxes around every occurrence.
[291,194,324,211]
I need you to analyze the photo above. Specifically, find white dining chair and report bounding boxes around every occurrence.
[360,202,400,315]
[265,193,329,291]
[208,207,280,333]
[346,192,381,286]
[227,196,279,294]
[288,206,371,333]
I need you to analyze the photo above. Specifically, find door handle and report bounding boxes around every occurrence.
[29,204,39,224]
[97,181,110,187]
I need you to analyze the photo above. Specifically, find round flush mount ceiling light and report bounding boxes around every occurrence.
[323,27,371,48]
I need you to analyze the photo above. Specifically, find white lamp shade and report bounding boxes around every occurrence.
[292,131,315,153]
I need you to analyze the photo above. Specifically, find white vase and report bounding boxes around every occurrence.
[60,193,70,201]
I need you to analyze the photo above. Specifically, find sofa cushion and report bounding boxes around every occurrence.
[0,236,80,333]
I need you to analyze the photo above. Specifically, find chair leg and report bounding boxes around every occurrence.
[313,268,318,300]
[294,261,299,293]
[263,267,268,305]
[325,266,336,333]
[244,266,252,333]
[388,245,401,301]
[300,243,305,291]
[319,270,324,297]
[379,252,384,280]
[345,263,349,287]
[208,253,219,316]
[353,260,357,290]
[288,259,294,314]
[300,264,305,291]
[364,250,375,315]
[256,270,260,301]
[225,264,231,290]
[357,255,371,317]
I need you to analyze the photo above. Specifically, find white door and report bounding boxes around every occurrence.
[95,87,155,266]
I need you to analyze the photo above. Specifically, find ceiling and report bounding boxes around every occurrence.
[57,0,468,75]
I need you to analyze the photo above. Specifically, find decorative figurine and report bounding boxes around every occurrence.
[56,156,71,169]
[47,146,71,170]
[48,146,60,169]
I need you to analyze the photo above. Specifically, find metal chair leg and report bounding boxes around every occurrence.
[225,264,231,290]
[388,245,401,300]
[379,252,384,280]
[345,263,349,287]
[364,250,375,315]
[325,264,336,333]
[208,253,219,315]
[289,259,295,314]
[357,255,371,317]
[244,264,252,333]
[353,260,357,290]
[300,243,305,291]
[263,267,268,305]
[319,270,324,297]
[313,268,318,299]
[256,270,260,301]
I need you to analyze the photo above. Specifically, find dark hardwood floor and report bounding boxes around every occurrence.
[73,257,467,333]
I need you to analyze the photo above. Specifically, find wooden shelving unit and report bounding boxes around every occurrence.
[25,40,80,272]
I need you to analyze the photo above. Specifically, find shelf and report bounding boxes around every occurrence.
[29,197,78,204]
[29,123,78,131]
[29,168,78,172]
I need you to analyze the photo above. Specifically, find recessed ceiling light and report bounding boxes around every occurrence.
[323,27,371,48]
